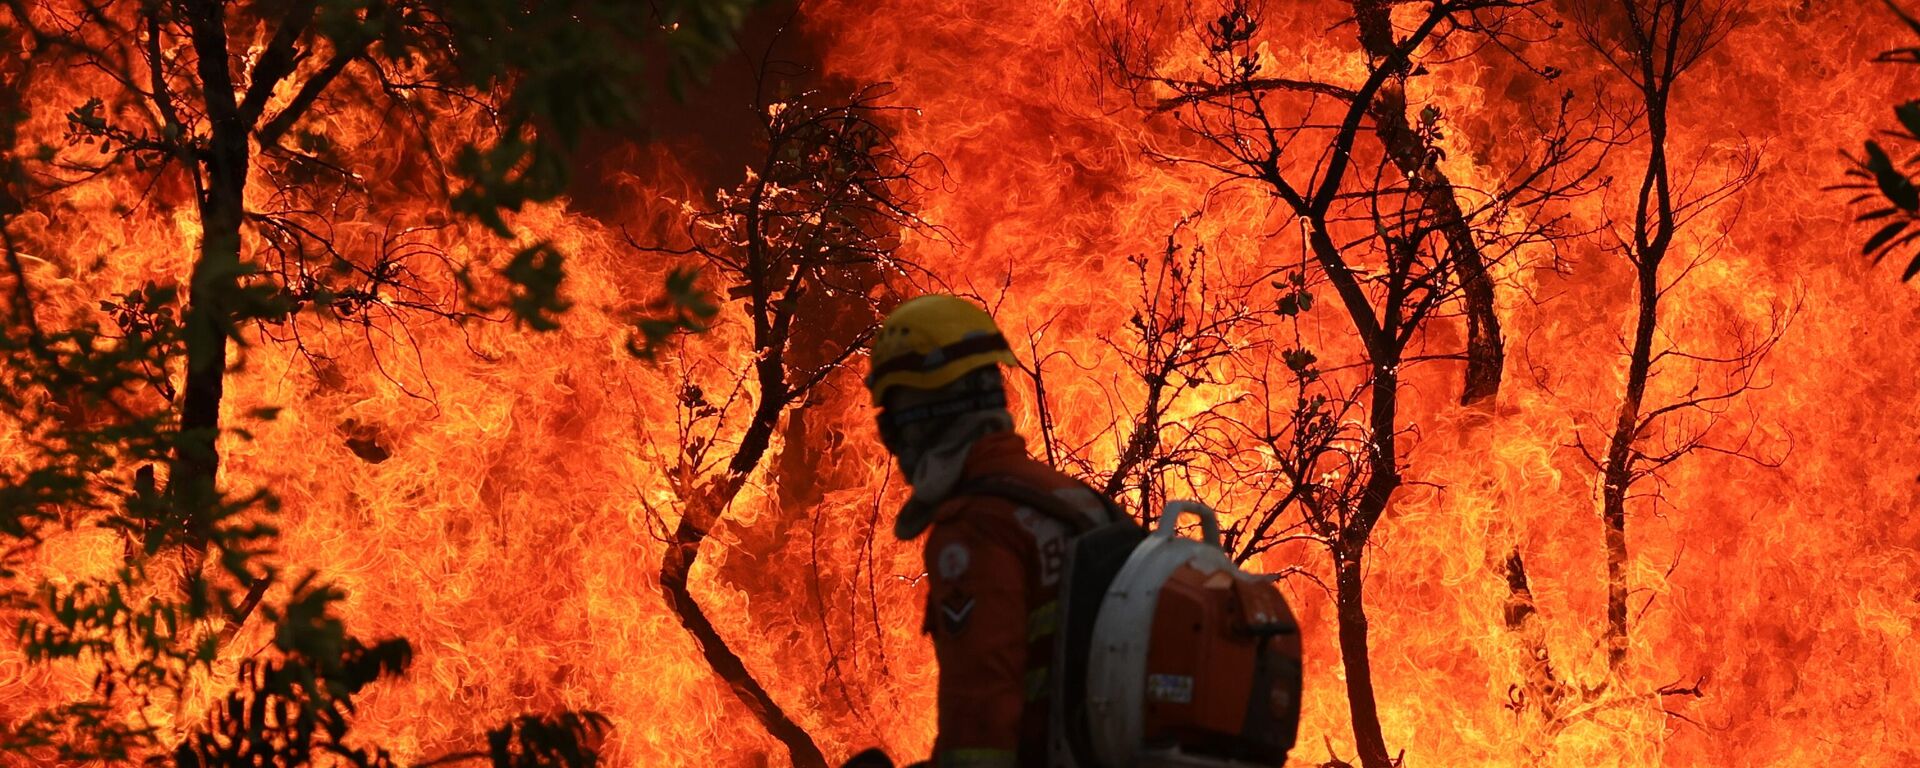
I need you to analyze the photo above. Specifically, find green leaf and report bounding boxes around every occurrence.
[1276,291,1313,316]
[626,266,719,359]
[1897,100,1920,141]
[1282,346,1318,376]
[664,267,719,321]
[1864,141,1920,212]
[1864,219,1909,257]
[499,243,571,331]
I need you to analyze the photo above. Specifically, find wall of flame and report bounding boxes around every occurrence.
[3,0,1919,766]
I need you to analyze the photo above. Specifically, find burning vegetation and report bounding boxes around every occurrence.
[0,0,1916,766]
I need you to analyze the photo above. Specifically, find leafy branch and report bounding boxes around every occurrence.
[1835,0,1920,280]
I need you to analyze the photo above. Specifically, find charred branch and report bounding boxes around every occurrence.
[1098,1,1577,763]
[1349,0,1507,406]
[1575,0,1771,672]
[1100,215,1265,520]
[660,512,827,768]
[637,82,933,767]
[1501,549,1568,722]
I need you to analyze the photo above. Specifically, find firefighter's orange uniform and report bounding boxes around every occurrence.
[869,297,1303,768]
[918,431,1113,768]
[866,295,1115,768]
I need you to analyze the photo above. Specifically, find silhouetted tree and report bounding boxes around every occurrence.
[1095,1,1598,764]
[0,0,754,763]
[1479,2,1788,749]
[1345,0,1538,405]
[1018,214,1267,527]
[6,0,759,617]
[1570,0,1788,673]
[635,81,936,768]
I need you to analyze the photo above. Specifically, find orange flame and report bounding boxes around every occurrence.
[5,0,1920,766]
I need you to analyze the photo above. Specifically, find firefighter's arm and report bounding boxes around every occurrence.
[923,517,1027,768]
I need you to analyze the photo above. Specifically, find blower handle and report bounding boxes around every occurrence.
[1156,500,1223,549]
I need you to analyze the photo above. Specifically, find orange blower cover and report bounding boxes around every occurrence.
[1139,565,1301,762]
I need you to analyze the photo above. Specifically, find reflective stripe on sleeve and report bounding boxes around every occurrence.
[1026,600,1058,641]
[936,748,1018,768]
[1024,666,1049,701]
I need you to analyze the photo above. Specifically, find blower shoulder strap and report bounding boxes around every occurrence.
[956,474,1130,536]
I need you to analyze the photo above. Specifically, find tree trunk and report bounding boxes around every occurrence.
[1350,1,1505,406]
[173,195,238,531]
[658,359,826,767]
[1502,549,1566,720]
[661,514,827,768]
[171,0,247,555]
[1599,265,1659,669]
[1332,356,1406,768]
[1334,550,1393,768]
[1299,214,1405,766]
[1102,370,1165,503]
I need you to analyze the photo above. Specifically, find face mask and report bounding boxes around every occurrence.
[890,410,1012,540]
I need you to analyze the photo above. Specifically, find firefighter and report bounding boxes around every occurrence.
[865,295,1117,768]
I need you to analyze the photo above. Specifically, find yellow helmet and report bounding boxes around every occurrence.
[866,295,1017,406]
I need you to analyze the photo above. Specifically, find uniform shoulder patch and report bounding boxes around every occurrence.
[937,542,971,580]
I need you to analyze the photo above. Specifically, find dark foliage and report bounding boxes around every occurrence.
[0,0,758,764]
[484,713,613,768]
[1837,0,1920,280]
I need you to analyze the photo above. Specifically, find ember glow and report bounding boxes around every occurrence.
[2,0,1918,766]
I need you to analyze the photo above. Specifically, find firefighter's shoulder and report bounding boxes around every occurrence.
[927,493,1033,551]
